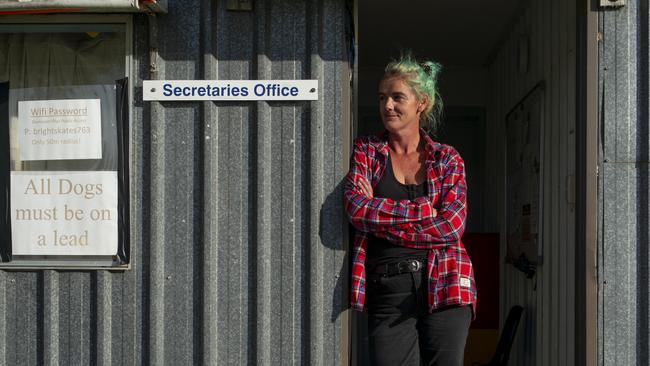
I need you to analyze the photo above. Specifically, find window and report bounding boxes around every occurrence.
[0,17,131,268]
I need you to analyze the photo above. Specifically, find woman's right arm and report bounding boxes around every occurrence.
[343,137,436,233]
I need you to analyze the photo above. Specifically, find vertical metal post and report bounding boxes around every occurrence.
[575,0,599,365]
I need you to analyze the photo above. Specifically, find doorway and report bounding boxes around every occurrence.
[353,1,595,365]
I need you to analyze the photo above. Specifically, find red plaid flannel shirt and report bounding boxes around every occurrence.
[343,129,476,315]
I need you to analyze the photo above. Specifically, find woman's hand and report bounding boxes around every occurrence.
[357,177,373,198]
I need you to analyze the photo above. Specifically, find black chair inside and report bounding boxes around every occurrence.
[484,305,524,366]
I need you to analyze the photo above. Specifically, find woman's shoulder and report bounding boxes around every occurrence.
[424,136,464,166]
[352,132,387,151]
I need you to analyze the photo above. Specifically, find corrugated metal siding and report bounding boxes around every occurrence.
[599,1,650,365]
[486,0,576,364]
[0,1,351,365]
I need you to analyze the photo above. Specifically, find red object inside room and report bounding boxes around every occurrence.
[463,233,500,329]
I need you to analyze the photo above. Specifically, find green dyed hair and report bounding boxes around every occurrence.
[383,52,443,133]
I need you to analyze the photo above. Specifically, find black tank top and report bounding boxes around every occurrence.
[365,153,428,271]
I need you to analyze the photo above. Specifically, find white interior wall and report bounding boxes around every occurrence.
[439,66,488,107]
[486,0,576,365]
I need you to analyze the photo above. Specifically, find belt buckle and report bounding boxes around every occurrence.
[411,260,421,272]
[398,260,421,273]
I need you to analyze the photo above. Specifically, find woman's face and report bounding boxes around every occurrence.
[379,76,426,134]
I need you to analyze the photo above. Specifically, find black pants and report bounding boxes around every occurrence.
[366,269,471,366]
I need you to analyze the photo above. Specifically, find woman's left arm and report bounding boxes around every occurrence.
[375,157,467,249]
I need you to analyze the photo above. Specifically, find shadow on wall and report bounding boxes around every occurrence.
[319,178,350,323]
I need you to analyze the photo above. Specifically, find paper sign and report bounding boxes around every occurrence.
[18,99,102,161]
[143,80,319,101]
[10,171,118,256]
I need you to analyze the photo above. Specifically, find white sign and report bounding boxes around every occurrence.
[18,99,102,161]
[10,171,118,256]
[143,80,319,101]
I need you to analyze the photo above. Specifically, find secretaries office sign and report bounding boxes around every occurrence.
[143,80,319,101]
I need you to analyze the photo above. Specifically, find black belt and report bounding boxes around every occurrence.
[374,259,423,277]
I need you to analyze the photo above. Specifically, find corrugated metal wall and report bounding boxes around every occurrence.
[599,1,650,365]
[0,1,352,365]
[486,0,577,364]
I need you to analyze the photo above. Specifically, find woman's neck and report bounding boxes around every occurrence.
[388,126,421,155]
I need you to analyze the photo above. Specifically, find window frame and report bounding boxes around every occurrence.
[0,14,133,270]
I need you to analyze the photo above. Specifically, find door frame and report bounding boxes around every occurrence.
[575,1,599,365]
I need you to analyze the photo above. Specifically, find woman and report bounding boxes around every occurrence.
[343,53,476,366]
